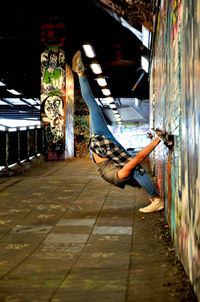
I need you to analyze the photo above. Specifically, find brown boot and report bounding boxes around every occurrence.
[72,51,86,74]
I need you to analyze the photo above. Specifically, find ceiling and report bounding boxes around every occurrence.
[0,0,153,125]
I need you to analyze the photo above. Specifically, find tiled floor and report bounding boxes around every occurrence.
[0,158,196,302]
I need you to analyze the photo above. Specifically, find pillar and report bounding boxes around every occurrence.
[41,19,69,160]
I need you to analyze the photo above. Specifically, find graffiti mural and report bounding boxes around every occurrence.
[74,91,90,158]
[151,0,200,299]
[181,0,200,297]
[41,95,64,143]
[41,22,66,160]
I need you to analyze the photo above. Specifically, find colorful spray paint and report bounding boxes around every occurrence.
[151,0,200,299]
[74,90,90,158]
[41,21,67,160]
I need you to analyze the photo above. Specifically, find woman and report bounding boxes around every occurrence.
[72,51,164,213]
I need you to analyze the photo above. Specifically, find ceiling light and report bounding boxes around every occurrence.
[96,77,107,87]
[135,98,139,106]
[0,81,5,86]
[3,98,25,105]
[0,125,6,131]
[142,25,151,49]
[8,128,17,132]
[95,98,103,106]
[0,100,7,105]
[116,117,121,121]
[90,63,102,74]
[7,89,21,95]
[102,88,111,96]
[83,44,96,58]
[0,119,41,128]
[22,98,37,105]
[109,103,117,109]
[114,113,120,117]
[104,97,114,104]
[141,56,149,73]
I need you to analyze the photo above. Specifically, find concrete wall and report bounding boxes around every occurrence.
[151,0,200,299]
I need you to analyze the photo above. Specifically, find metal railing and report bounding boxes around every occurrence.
[0,124,45,170]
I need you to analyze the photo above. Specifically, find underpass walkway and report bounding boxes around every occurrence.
[0,158,196,302]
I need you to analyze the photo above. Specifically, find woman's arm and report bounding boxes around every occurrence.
[118,137,161,179]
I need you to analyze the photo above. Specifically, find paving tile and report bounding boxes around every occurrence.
[56,218,96,227]
[0,158,196,302]
[93,225,132,235]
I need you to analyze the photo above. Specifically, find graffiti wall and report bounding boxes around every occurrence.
[41,21,66,160]
[151,0,200,299]
[74,89,90,158]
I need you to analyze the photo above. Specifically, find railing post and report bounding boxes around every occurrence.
[35,127,38,156]
[42,127,45,151]
[26,128,30,161]
[5,130,9,168]
[17,128,21,164]
[0,124,43,175]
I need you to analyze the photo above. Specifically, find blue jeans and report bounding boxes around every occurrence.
[78,75,158,198]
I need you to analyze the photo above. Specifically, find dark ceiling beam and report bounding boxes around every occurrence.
[93,0,153,30]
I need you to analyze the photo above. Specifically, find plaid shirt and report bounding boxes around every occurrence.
[88,134,132,168]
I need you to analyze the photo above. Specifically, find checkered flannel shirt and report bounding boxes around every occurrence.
[88,134,132,168]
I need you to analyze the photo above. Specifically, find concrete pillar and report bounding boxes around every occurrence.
[41,20,74,160]
[74,89,90,158]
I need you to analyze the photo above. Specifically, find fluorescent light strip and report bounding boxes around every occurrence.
[0,125,6,131]
[22,98,37,105]
[8,128,17,132]
[3,98,25,105]
[102,97,114,104]
[96,77,107,87]
[114,113,120,117]
[135,98,139,106]
[141,56,149,73]
[102,88,111,96]
[142,25,151,49]
[7,89,21,95]
[109,103,117,109]
[90,63,102,74]
[0,100,7,105]
[83,44,96,58]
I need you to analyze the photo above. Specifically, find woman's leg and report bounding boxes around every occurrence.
[78,75,127,151]
[78,75,111,136]
[72,51,127,150]
[132,170,158,198]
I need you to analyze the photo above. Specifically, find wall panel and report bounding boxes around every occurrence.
[151,0,200,298]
